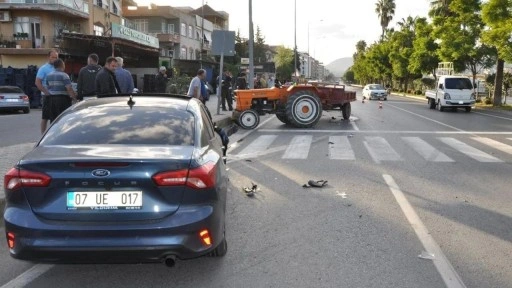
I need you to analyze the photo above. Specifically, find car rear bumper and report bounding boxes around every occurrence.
[4,204,224,263]
[0,103,29,109]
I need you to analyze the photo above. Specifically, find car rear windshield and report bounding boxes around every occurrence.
[0,87,23,93]
[40,106,195,146]
[445,78,473,90]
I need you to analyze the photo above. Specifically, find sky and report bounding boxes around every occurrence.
[134,0,431,65]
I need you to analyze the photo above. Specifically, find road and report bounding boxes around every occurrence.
[1,87,511,288]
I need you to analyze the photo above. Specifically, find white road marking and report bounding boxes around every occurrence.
[258,129,512,135]
[402,137,454,162]
[439,137,503,162]
[350,121,360,131]
[227,116,275,152]
[0,264,54,288]
[237,135,277,157]
[328,136,355,160]
[282,135,312,159]
[473,111,512,121]
[364,136,402,164]
[383,174,467,288]
[471,137,512,155]
[385,103,465,132]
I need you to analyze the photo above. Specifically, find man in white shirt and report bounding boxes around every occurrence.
[187,69,206,101]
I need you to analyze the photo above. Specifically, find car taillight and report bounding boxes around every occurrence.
[0,96,4,99]
[4,168,52,190]
[19,95,29,101]
[199,229,212,246]
[7,232,15,249]
[152,162,216,189]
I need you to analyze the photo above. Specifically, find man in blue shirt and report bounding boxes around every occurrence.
[44,59,76,126]
[115,57,134,93]
[36,49,58,133]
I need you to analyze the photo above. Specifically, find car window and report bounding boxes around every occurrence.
[369,85,384,90]
[40,106,195,146]
[0,87,23,93]
[444,78,472,90]
[199,107,215,147]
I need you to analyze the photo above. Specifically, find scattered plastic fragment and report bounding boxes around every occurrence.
[328,141,335,144]
[243,183,257,197]
[337,192,347,198]
[245,159,253,162]
[418,251,435,260]
[303,180,328,188]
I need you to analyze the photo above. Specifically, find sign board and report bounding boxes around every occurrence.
[241,58,249,64]
[111,23,159,49]
[212,30,235,56]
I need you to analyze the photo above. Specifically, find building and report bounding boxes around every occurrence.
[0,0,160,89]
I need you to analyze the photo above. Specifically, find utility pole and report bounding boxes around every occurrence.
[294,0,297,82]
[248,0,254,89]
[200,0,204,68]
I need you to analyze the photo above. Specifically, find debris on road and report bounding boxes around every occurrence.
[303,180,328,188]
[328,141,335,144]
[243,183,258,197]
[418,251,435,260]
[245,159,253,162]
[336,191,347,198]
[348,134,354,138]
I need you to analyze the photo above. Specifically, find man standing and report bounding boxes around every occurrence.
[76,53,101,100]
[44,59,76,127]
[36,49,58,134]
[187,69,206,101]
[95,57,120,95]
[220,70,233,111]
[155,66,169,93]
[115,57,135,94]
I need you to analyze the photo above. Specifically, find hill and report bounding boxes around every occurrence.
[325,57,353,77]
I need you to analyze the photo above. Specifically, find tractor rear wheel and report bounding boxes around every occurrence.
[276,113,290,124]
[238,109,260,129]
[285,90,322,128]
[341,103,351,120]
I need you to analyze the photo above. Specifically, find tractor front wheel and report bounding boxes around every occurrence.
[341,102,351,120]
[285,90,322,128]
[238,109,260,129]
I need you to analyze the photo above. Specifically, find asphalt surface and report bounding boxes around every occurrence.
[1,87,511,287]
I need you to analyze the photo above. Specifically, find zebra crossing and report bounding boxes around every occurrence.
[230,134,512,163]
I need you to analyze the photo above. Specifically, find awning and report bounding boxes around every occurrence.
[196,30,201,40]
[203,31,211,42]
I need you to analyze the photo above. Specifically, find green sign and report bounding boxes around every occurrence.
[111,23,159,49]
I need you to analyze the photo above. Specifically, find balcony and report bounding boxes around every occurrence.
[147,30,180,44]
[0,0,89,18]
[201,42,211,51]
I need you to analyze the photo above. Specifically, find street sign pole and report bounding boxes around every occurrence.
[217,52,224,115]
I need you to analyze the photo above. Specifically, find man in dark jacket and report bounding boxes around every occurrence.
[155,66,169,93]
[95,56,121,95]
[76,53,101,100]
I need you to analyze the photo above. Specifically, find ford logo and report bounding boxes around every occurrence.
[91,169,111,177]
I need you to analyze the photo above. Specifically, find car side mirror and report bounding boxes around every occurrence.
[438,84,444,90]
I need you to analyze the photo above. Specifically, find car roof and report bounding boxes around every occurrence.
[71,94,197,111]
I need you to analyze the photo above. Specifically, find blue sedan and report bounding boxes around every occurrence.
[3,94,228,266]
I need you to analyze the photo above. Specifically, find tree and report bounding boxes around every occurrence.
[429,0,453,18]
[344,69,355,83]
[375,0,396,41]
[388,16,417,94]
[433,0,495,92]
[481,0,512,106]
[274,46,294,81]
[234,29,248,63]
[254,26,266,64]
[409,18,439,79]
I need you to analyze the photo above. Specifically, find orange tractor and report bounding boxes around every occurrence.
[232,83,357,129]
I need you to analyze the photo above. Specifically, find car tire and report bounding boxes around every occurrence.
[437,101,444,112]
[285,90,322,128]
[276,113,290,124]
[429,99,436,109]
[465,107,472,113]
[23,108,30,114]
[341,102,351,120]
[384,97,387,101]
[209,237,227,257]
[238,109,260,130]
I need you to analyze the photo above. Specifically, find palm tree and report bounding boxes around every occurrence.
[375,0,396,41]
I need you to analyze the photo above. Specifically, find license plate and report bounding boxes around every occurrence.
[5,99,19,102]
[67,191,142,210]
[459,101,464,104]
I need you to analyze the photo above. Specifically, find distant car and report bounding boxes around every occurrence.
[362,84,388,101]
[3,94,228,265]
[0,86,30,113]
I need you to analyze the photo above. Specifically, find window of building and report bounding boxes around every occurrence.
[168,24,174,34]
[93,25,104,36]
[180,23,186,36]
[189,48,194,60]
[95,0,107,9]
[188,25,193,38]
[14,17,31,38]
[161,21,166,33]
[111,0,120,15]
[180,47,187,59]
[133,19,148,33]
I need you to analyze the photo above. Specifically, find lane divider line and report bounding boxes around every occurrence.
[0,264,54,288]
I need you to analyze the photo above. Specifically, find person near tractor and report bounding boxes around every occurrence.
[76,53,101,100]
[259,75,267,89]
[155,66,169,93]
[44,58,76,124]
[236,72,248,90]
[187,69,206,102]
[220,70,233,111]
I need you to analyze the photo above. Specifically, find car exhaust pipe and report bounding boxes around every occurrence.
[164,255,176,268]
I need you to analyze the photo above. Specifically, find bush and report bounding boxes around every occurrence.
[398,89,404,93]
[485,98,493,105]
[407,89,413,94]
[475,98,482,103]
[415,90,422,95]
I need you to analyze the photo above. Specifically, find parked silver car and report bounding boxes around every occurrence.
[0,86,30,114]
[362,84,388,101]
